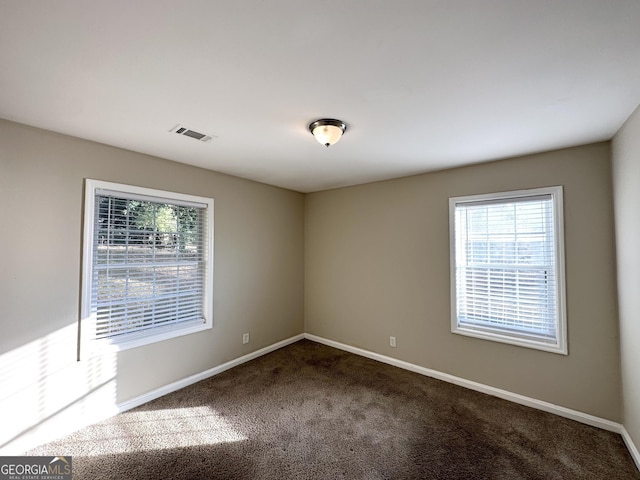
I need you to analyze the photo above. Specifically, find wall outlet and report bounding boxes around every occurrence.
[242,333,250,344]
[390,336,396,348]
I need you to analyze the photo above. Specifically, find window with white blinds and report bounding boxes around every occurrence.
[81,180,214,355]
[449,186,567,354]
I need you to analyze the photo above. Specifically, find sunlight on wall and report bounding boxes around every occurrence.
[0,323,118,454]
[51,406,248,455]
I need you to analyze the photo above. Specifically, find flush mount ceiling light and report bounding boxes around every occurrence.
[309,119,347,147]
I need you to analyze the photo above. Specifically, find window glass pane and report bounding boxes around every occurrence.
[450,187,565,353]
[82,180,213,354]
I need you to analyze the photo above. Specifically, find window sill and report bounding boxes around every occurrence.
[452,325,567,355]
[81,320,212,359]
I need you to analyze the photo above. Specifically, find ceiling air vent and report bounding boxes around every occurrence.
[169,124,216,143]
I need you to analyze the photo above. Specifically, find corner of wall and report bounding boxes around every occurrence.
[611,102,640,467]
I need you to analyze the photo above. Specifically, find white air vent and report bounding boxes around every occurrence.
[169,124,216,143]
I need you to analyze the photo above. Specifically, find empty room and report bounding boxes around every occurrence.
[1,1,640,478]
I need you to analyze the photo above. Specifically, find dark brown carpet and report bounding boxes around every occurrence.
[27,339,639,479]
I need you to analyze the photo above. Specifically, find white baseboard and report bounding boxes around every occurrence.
[12,331,638,469]
[117,333,305,413]
[621,426,640,471]
[122,331,625,438]
[2,334,305,455]
[304,333,623,433]
[92,332,640,471]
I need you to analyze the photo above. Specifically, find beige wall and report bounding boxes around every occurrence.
[612,105,640,449]
[0,120,305,451]
[306,143,621,420]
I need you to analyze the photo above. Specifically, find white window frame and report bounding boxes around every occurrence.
[80,179,214,357]
[449,186,567,354]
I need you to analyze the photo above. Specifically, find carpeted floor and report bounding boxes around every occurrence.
[27,339,639,479]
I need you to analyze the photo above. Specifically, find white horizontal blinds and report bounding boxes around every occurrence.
[454,194,557,342]
[91,192,207,341]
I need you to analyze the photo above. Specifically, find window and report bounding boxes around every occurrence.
[449,186,567,354]
[81,180,214,356]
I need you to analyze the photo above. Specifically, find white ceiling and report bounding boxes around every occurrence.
[1,1,640,193]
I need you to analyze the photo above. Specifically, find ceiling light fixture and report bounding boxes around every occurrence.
[309,119,347,147]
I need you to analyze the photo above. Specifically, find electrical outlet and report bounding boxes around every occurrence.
[242,333,250,344]
[390,336,396,348]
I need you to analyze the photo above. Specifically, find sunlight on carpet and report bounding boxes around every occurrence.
[57,405,247,455]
